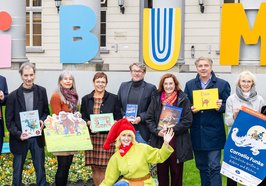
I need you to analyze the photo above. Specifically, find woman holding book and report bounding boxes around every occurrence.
[146,73,193,186]
[50,71,79,186]
[225,70,264,186]
[81,72,122,186]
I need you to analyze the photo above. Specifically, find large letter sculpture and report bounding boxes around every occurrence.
[143,8,181,70]
[60,5,99,64]
[0,11,12,68]
[220,3,266,66]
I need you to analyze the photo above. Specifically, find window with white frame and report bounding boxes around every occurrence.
[26,0,42,52]
[101,0,107,47]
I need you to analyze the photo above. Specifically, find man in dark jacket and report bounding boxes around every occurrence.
[0,75,8,154]
[184,57,231,186]
[6,62,49,186]
[118,63,156,143]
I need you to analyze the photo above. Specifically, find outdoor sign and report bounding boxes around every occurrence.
[0,11,12,68]
[221,106,266,186]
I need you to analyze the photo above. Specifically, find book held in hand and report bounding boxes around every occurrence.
[125,104,138,122]
[158,104,183,129]
[90,113,114,132]
[192,88,219,110]
[20,110,41,137]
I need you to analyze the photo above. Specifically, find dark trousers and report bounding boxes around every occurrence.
[227,178,237,186]
[0,119,4,154]
[0,131,3,154]
[157,138,183,186]
[12,138,46,186]
[194,150,222,186]
[55,155,73,186]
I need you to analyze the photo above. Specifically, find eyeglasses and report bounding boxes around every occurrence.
[131,70,144,74]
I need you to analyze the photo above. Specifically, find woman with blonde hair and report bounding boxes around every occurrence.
[100,118,174,186]
[225,70,264,186]
[50,71,79,186]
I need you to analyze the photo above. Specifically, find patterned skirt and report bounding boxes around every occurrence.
[85,133,115,166]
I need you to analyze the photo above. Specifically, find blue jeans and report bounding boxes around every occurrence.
[12,138,46,186]
[194,150,222,186]
[135,131,147,144]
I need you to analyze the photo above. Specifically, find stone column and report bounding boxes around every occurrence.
[0,0,28,63]
[73,0,103,63]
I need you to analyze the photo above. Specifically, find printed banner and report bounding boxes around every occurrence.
[44,111,93,152]
[221,106,266,186]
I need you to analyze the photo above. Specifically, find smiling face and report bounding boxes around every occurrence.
[60,74,73,89]
[196,59,212,80]
[94,77,107,93]
[120,132,133,146]
[163,77,175,96]
[21,66,35,89]
[130,65,145,82]
[239,76,253,92]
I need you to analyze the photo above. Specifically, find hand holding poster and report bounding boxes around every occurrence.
[44,111,93,152]
[221,106,266,186]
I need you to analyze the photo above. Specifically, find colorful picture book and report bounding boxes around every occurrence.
[20,110,41,137]
[158,105,183,129]
[90,113,114,132]
[44,111,93,152]
[192,88,219,110]
[125,104,138,122]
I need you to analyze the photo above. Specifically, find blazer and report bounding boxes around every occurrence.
[5,84,49,154]
[80,90,122,133]
[184,71,231,151]
[0,75,8,137]
[117,80,156,142]
[146,90,193,163]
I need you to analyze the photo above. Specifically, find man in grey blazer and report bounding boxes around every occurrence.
[118,63,156,143]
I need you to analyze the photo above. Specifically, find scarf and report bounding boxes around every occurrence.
[160,91,178,106]
[236,86,257,102]
[119,142,133,157]
[60,87,79,112]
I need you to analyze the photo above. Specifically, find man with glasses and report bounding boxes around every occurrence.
[118,62,156,143]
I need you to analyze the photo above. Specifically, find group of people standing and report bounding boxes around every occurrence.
[0,57,265,186]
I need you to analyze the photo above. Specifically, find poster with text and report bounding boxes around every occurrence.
[221,106,266,186]
[192,88,219,110]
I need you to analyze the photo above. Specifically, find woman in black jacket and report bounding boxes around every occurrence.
[146,73,193,186]
[80,72,122,186]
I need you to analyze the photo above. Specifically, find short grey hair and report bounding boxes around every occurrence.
[19,62,36,75]
[237,70,256,87]
[129,63,146,73]
[194,57,213,67]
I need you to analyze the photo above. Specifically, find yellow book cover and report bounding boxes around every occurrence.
[192,88,219,110]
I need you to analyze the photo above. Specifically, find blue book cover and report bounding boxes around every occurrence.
[158,104,183,129]
[20,110,41,137]
[125,104,138,122]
